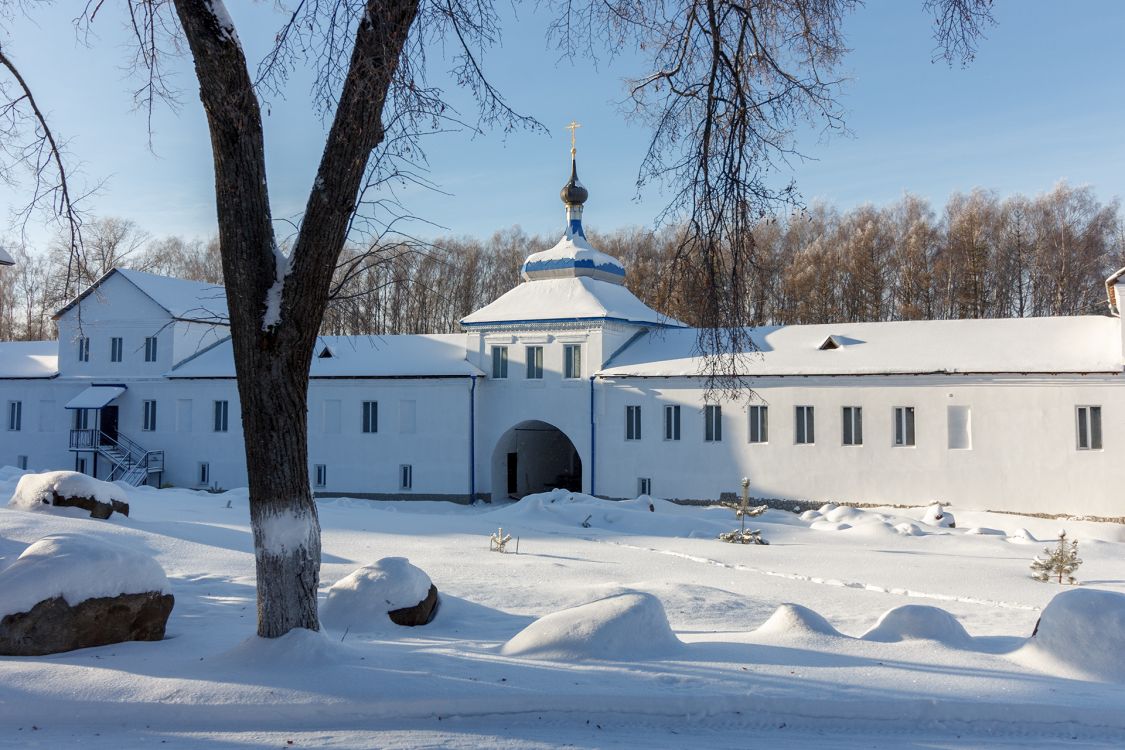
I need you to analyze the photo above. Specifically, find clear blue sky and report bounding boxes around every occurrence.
[2,0,1123,252]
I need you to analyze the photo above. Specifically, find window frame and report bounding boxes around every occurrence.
[638,477,652,496]
[525,345,544,379]
[795,405,815,445]
[314,464,327,488]
[77,337,90,363]
[894,406,916,447]
[213,400,229,433]
[563,344,582,379]
[144,336,158,363]
[7,400,22,431]
[842,406,863,446]
[110,336,123,363]
[491,345,509,379]
[748,404,768,444]
[400,464,413,490]
[625,405,642,441]
[362,400,379,434]
[142,399,157,432]
[198,462,210,487]
[1076,405,1103,450]
[704,404,723,442]
[663,404,681,441]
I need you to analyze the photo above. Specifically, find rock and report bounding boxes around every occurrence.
[321,557,438,632]
[388,584,440,626]
[9,472,130,520]
[0,591,174,656]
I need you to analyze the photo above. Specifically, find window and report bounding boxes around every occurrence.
[894,407,916,447]
[323,399,341,434]
[110,337,123,363]
[796,406,815,444]
[213,400,229,432]
[948,406,972,450]
[400,464,413,490]
[142,400,157,432]
[704,404,722,442]
[638,477,652,496]
[564,344,582,379]
[17,455,27,470]
[77,337,90,363]
[198,462,210,486]
[314,464,327,487]
[74,409,90,430]
[76,457,87,475]
[526,346,543,379]
[1077,406,1102,450]
[842,406,863,446]
[362,401,378,433]
[625,405,642,441]
[7,401,22,431]
[749,405,768,443]
[664,405,681,441]
[491,346,509,379]
[144,336,158,362]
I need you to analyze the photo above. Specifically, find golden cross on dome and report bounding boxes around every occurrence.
[566,120,581,158]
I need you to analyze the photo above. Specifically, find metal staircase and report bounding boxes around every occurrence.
[68,429,165,487]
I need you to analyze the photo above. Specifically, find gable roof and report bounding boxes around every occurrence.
[169,334,482,379]
[0,246,13,266]
[599,316,1124,378]
[53,268,229,324]
[461,276,685,329]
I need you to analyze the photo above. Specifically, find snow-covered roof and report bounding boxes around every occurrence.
[65,386,126,409]
[522,233,626,284]
[0,341,58,378]
[170,334,482,378]
[599,316,1125,377]
[461,276,685,329]
[0,245,13,266]
[54,268,229,324]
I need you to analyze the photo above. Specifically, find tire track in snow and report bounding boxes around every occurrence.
[602,540,1039,612]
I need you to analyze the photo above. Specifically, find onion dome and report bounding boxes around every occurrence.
[521,149,626,285]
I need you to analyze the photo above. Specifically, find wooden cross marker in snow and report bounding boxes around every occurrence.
[490,526,513,553]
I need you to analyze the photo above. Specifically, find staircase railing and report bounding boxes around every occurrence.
[69,428,164,486]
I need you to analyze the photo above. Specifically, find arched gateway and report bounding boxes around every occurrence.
[491,420,582,501]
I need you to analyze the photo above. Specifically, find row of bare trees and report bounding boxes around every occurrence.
[2,182,1121,342]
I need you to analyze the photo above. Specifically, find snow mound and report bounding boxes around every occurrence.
[894,522,924,536]
[965,527,1005,536]
[860,605,973,647]
[220,628,352,670]
[754,603,844,640]
[8,471,129,514]
[1007,528,1037,544]
[321,557,433,632]
[496,489,722,538]
[1014,588,1125,682]
[501,591,682,661]
[921,504,955,528]
[0,533,170,618]
[0,465,30,483]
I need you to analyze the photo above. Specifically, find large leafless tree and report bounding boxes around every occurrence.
[0,0,995,637]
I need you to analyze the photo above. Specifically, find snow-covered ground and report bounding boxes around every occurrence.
[2,469,1125,749]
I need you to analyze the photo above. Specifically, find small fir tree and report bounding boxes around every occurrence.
[1030,530,1082,584]
[718,478,769,545]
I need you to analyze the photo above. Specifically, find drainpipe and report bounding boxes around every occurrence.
[469,375,477,503]
[589,375,596,496]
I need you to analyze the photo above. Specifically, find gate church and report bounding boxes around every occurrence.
[2,153,1124,517]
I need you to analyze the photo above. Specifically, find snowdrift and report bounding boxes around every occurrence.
[1014,588,1125,682]
[501,591,683,661]
[754,603,845,641]
[860,604,973,647]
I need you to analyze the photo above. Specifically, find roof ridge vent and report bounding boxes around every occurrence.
[317,345,335,359]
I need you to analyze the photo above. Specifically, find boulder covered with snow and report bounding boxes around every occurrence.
[860,604,973,647]
[754,603,844,641]
[501,592,682,661]
[321,557,438,631]
[921,503,955,528]
[1016,588,1125,682]
[0,534,173,656]
[9,471,130,520]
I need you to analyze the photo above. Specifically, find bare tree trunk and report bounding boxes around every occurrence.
[173,0,418,637]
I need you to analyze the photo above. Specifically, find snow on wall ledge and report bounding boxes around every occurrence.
[0,534,170,619]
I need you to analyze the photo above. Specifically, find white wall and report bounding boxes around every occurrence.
[594,374,1125,516]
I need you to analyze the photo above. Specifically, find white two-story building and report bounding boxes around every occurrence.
[2,162,1123,516]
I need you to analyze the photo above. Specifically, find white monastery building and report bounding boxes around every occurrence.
[2,159,1124,517]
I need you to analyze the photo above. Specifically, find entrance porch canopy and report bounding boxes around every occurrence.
[65,386,125,410]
